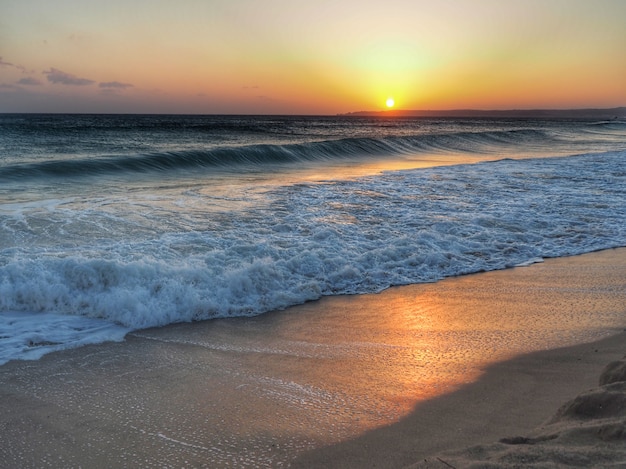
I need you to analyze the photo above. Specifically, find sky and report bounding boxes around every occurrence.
[1,0,625,114]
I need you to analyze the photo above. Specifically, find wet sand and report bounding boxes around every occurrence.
[293,333,626,469]
[1,248,625,468]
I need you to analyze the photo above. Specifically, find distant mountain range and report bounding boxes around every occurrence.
[340,107,626,119]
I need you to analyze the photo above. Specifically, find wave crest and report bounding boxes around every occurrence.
[0,129,550,181]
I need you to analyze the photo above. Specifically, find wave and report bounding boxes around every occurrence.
[1,150,625,363]
[0,129,551,181]
[589,119,626,128]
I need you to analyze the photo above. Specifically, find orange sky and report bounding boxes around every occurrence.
[1,0,625,114]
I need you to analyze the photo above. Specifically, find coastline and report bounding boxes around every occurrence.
[1,248,625,467]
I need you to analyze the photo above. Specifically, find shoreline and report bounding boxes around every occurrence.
[1,248,625,467]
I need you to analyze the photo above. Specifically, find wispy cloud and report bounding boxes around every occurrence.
[17,77,43,86]
[99,81,133,89]
[44,68,95,86]
[0,57,28,73]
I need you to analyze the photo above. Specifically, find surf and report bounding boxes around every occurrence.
[1,115,625,364]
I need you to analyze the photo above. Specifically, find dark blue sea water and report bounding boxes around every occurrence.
[1,114,625,363]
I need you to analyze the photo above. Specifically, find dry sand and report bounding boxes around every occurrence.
[409,353,626,469]
[0,248,625,468]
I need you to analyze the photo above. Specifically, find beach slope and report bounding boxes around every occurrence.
[411,353,626,468]
[292,333,626,468]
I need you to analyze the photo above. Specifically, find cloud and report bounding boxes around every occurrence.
[17,77,42,86]
[0,57,28,73]
[99,81,133,89]
[44,68,95,86]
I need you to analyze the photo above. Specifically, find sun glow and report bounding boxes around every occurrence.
[386,97,395,108]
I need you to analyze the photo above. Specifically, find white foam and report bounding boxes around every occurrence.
[0,311,129,365]
[0,151,625,364]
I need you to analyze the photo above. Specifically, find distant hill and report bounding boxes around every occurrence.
[340,107,626,119]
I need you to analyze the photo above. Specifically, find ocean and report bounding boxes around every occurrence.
[1,114,625,365]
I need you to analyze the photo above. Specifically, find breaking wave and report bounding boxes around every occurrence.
[0,129,551,181]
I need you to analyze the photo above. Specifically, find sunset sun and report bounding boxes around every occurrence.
[386,97,395,108]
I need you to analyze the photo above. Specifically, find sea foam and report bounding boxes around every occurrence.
[1,150,624,365]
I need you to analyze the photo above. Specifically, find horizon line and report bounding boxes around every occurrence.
[1,106,625,118]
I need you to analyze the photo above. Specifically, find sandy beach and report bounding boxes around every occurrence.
[408,348,626,468]
[1,248,625,468]
[293,333,626,469]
